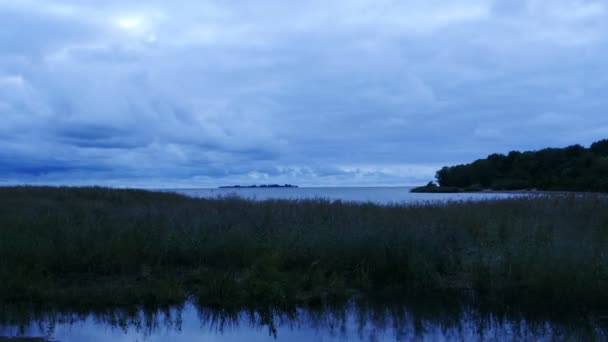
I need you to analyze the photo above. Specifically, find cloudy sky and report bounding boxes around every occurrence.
[1,0,607,187]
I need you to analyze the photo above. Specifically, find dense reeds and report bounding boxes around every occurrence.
[1,186,607,310]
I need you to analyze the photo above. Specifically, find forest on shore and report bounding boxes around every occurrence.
[417,139,608,192]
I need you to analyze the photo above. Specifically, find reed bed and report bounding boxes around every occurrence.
[1,186,607,310]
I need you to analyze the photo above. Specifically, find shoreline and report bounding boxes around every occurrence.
[410,185,606,195]
[1,298,600,341]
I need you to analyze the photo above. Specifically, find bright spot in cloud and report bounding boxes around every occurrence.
[116,17,143,30]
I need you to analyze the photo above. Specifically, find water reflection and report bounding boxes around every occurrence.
[1,301,606,341]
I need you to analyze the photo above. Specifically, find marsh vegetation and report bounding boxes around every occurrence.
[1,186,607,312]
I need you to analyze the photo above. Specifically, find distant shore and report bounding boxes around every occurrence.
[410,184,605,195]
[218,184,298,189]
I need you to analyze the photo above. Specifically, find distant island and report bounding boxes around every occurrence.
[412,139,608,193]
[219,184,299,189]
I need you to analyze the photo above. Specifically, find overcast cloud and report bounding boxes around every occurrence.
[1,0,607,187]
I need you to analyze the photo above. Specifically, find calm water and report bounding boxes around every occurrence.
[163,187,520,204]
[1,302,604,341]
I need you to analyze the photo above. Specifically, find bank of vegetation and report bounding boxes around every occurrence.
[413,139,608,192]
[1,187,607,311]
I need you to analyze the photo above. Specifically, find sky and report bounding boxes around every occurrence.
[1,0,607,187]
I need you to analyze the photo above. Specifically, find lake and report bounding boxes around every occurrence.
[1,302,603,341]
[162,187,520,204]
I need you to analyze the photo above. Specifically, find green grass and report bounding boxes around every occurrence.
[1,186,607,310]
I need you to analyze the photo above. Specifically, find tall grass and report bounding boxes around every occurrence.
[1,186,607,310]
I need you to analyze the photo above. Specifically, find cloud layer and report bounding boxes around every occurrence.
[1,0,607,187]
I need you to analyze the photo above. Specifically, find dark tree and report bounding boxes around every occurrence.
[591,139,608,156]
[432,139,608,192]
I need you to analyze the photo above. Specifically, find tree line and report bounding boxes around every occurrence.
[434,139,608,192]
